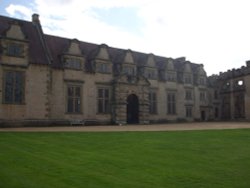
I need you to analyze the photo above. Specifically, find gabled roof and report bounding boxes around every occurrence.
[0,14,205,74]
[0,15,48,65]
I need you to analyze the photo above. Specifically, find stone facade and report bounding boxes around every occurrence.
[0,14,249,127]
[208,63,250,121]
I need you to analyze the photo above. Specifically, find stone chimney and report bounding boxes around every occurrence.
[32,13,40,24]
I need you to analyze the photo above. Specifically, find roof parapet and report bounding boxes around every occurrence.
[246,60,250,67]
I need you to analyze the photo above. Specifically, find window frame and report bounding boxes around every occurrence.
[185,89,193,100]
[96,62,111,74]
[66,85,82,114]
[122,65,136,76]
[167,92,176,115]
[200,91,206,102]
[199,76,206,85]
[97,87,110,114]
[166,71,176,82]
[149,91,157,114]
[184,73,193,84]
[64,57,82,70]
[145,68,158,80]
[6,43,24,57]
[3,70,25,104]
[186,106,193,118]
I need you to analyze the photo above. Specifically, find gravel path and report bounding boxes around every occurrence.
[0,122,250,132]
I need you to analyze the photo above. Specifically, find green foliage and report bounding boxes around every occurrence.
[0,129,250,188]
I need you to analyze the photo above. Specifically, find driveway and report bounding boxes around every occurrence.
[0,122,250,132]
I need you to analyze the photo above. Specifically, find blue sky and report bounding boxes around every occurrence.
[1,0,250,75]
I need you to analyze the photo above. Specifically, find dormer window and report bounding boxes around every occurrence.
[145,68,157,80]
[7,43,23,57]
[122,65,135,76]
[96,63,111,73]
[185,89,193,100]
[184,74,192,84]
[167,72,176,82]
[199,77,206,85]
[64,58,82,70]
[200,91,206,101]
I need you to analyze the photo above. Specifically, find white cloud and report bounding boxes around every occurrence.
[5,4,33,20]
[137,0,250,74]
[5,0,250,75]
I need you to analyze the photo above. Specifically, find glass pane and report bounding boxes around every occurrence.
[4,72,14,103]
[74,60,81,69]
[14,73,23,103]
[153,102,156,113]
[104,99,109,113]
[8,44,18,56]
[104,64,108,72]
[167,104,171,113]
[67,98,73,112]
[68,87,73,96]
[172,94,175,102]
[96,64,101,72]
[14,83,22,103]
[65,58,81,69]
[173,104,176,114]
[98,89,103,98]
[123,66,127,74]
[75,87,81,97]
[75,98,81,112]
[167,94,170,102]
[98,99,103,113]
[104,89,109,98]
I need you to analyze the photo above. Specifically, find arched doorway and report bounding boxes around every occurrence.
[127,94,139,124]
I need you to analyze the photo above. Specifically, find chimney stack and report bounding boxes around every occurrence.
[32,13,40,24]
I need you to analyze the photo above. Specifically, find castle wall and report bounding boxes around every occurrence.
[244,74,250,120]
[208,63,250,121]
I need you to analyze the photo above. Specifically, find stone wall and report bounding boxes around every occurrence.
[0,65,49,121]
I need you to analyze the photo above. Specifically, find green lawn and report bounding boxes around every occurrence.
[0,129,250,188]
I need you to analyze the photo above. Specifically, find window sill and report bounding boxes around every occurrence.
[96,72,112,74]
[6,54,25,58]
[65,112,83,115]
[2,102,26,105]
[64,68,82,71]
[96,113,110,115]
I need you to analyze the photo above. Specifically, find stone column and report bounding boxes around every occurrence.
[139,85,149,124]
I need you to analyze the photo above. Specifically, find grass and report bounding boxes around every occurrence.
[0,129,250,188]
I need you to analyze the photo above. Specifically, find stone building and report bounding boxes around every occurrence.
[0,14,249,126]
[208,62,250,121]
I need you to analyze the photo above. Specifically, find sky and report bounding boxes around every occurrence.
[1,0,250,76]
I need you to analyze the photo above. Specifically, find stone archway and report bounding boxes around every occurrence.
[127,94,139,124]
